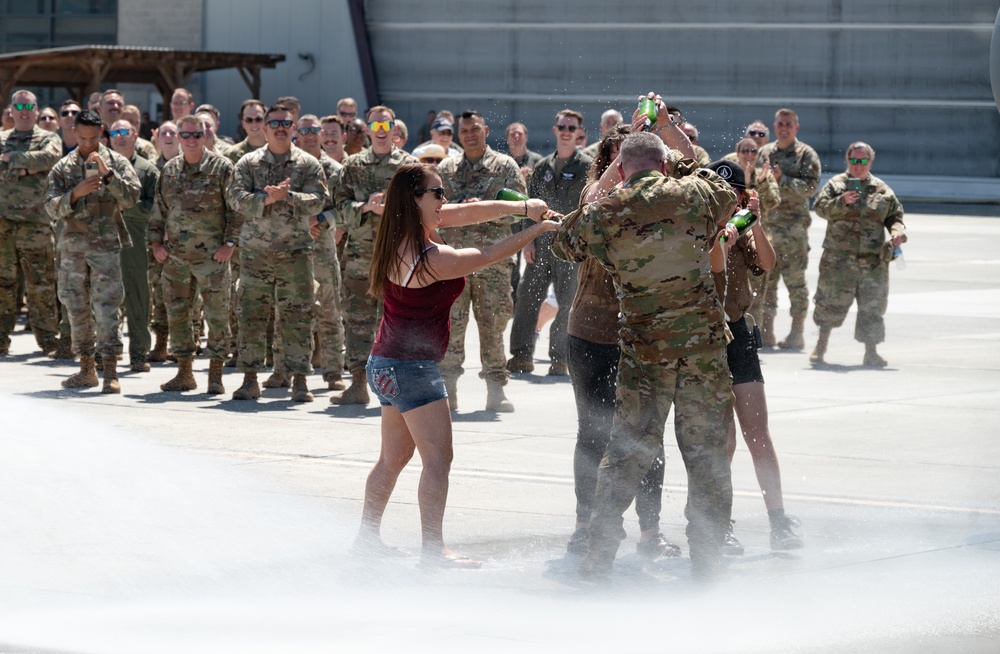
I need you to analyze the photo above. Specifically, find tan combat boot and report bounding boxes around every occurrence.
[863,343,888,368]
[809,328,831,364]
[232,372,260,400]
[62,355,98,389]
[330,369,369,405]
[161,357,197,392]
[102,356,120,394]
[324,370,346,391]
[262,369,290,388]
[760,311,776,348]
[52,337,75,360]
[148,331,169,362]
[485,379,514,413]
[207,359,225,395]
[777,315,806,351]
[291,374,314,402]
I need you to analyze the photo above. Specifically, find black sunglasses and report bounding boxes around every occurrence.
[415,187,446,200]
[243,116,264,123]
[748,130,767,138]
[178,130,204,139]
[555,124,578,133]
[60,109,80,117]
[267,119,294,129]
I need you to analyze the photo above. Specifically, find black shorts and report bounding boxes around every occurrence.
[726,316,764,385]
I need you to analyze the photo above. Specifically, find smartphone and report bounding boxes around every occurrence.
[847,178,862,193]
[84,162,99,178]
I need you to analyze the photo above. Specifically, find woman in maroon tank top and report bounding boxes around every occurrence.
[356,163,558,569]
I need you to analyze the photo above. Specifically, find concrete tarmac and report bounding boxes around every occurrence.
[0,209,997,653]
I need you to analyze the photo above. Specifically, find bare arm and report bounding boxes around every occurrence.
[584,158,623,203]
[438,198,549,229]
[420,220,559,281]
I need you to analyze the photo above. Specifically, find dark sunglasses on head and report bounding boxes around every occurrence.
[848,157,870,165]
[243,116,264,123]
[108,129,131,137]
[178,130,204,139]
[297,126,322,135]
[555,124,578,133]
[740,148,758,154]
[60,109,79,117]
[13,103,36,111]
[415,187,446,200]
[267,119,294,129]
[747,130,767,138]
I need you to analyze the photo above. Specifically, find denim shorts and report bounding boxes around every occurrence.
[366,355,448,413]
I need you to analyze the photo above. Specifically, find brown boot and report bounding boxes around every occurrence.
[760,311,776,348]
[148,331,168,362]
[224,352,239,368]
[130,355,151,373]
[292,374,314,402]
[330,369,369,405]
[52,338,75,361]
[161,357,197,392]
[232,372,261,400]
[778,315,806,351]
[62,355,98,389]
[810,328,831,363]
[207,359,225,395]
[863,343,887,368]
[485,379,514,413]
[263,370,290,388]
[102,356,120,394]
[324,370,346,391]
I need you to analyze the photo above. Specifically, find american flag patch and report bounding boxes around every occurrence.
[372,368,400,399]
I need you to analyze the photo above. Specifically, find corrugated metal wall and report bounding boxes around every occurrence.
[367,0,999,177]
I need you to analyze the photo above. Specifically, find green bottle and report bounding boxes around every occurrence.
[719,209,758,242]
[638,97,657,132]
[496,187,530,216]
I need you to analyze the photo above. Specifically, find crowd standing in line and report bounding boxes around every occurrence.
[1,86,908,580]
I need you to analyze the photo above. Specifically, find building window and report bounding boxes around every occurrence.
[1,0,117,54]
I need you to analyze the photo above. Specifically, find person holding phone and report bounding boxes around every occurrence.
[810,142,906,367]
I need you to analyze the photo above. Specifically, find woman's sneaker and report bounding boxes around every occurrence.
[770,514,804,550]
[636,532,681,559]
[722,520,744,556]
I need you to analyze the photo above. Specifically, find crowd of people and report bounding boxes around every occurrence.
[1,86,907,577]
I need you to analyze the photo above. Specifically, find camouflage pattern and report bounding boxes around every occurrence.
[692,144,712,167]
[334,146,418,371]
[150,150,238,360]
[552,167,736,570]
[222,138,263,166]
[438,146,523,384]
[221,139,264,350]
[811,172,905,344]
[509,149,592,363]
[745,166,781,314]
[228,146,326,374]
[755,138,821,319]
[0,126,63,351]
[134,137,157,162]
[313,152,345,374]
[119,153,159,359]
[46,145,140,358]
[149,153,176,338]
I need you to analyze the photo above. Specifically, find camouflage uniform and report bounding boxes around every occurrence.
[149,151,238,361]
[227,146,326,375]
[134,137,157,162]
[0,126,62,353]
[745,167,781,314]
[552,167,736,575]
[334,147,418,372]
[148,153,175,343]
[120,153,159,363]
[509,149,592,367]
[754,139,821,321]
[438,146,523,385]
[692,144,712,167]
[812,172,905,344]
[312,152,345,376]
[45,145,140,357]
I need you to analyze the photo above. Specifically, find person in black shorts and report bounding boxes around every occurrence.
[706,160,803,555]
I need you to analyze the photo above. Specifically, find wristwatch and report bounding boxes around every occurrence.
[102,171,113,184]
[224,240,235,247]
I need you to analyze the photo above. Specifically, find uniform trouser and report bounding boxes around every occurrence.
[342,244,380,372]
[229,245,241,351]
[568,336,664,530]
[762,229,810,319]
[313,237,345,374]
[119,217,151,360]
[148,254,167,337]
[237,248,314,375]
[0,218,59,351]
[162,253,231,361]
[441,261,513,385]
[509,243,578,363]
[57,249,124,358]
[813,249,889,344]
[588,346,733,568]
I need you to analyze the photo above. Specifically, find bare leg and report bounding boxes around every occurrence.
[356,405,415,550]
[732,381,784,512]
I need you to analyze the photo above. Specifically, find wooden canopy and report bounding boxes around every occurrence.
[0,45,285,103]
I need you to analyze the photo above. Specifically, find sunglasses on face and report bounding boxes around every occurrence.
[747,130,766,138]
[108,129,131,137]
[60,109,79,117]
[13,103,36,111]
[39,115,58,122]
[415,186,446,200]
[848,158,870,165]
[555,124,578,133]
[178,130,204,139]
[266,119,294,129]
[369,120,394,133]
[297,126,322,135]
[740,148,758,154]
[243,116,264,123]
[339,112,356,119]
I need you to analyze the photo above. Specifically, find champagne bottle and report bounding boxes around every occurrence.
[719,209,758,242]
[496,188,529,216]
[638,97,657,132]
